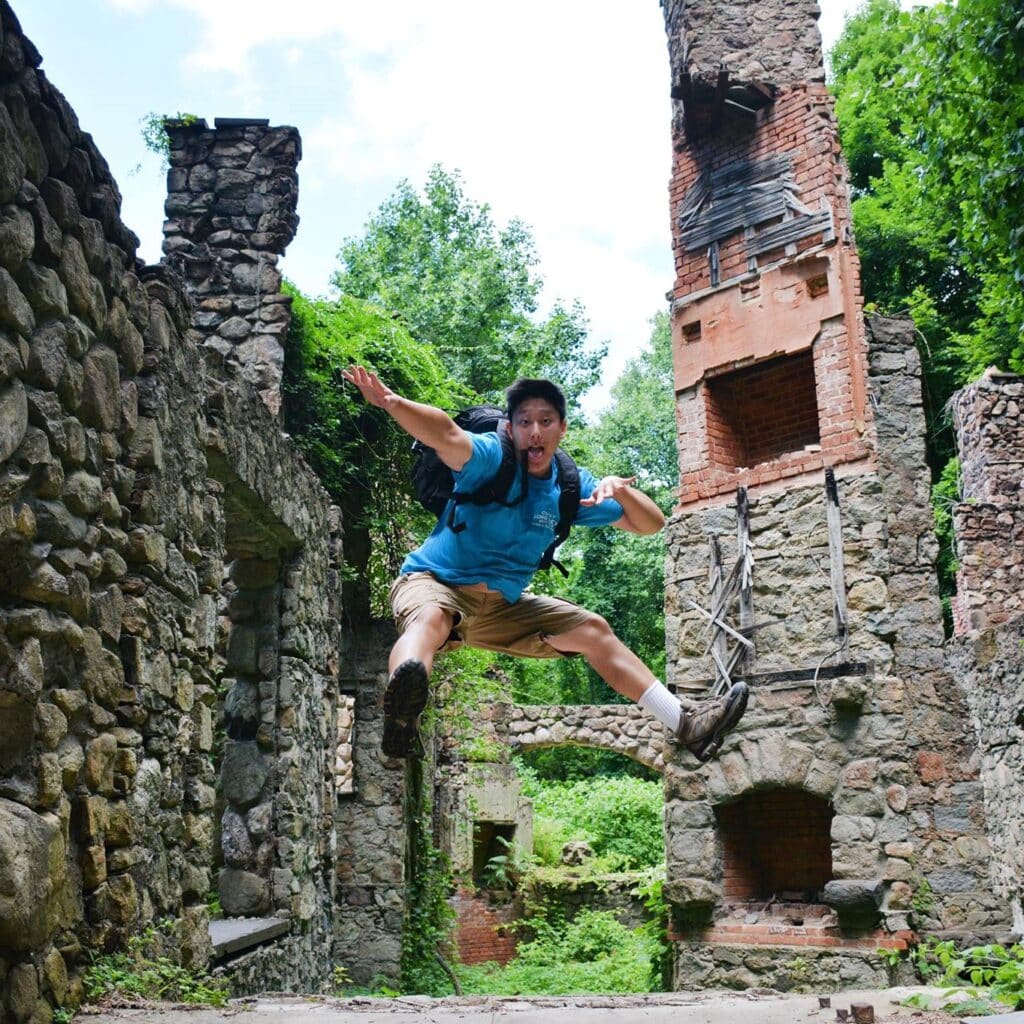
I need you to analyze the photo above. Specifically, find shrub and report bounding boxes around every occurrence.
[455,909,658,995]
[518,768,664,869]
[83,926,228,1006]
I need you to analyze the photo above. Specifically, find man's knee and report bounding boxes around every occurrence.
[547,611,614,652]
[410,603,456,636]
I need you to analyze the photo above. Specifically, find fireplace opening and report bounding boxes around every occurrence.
[716,789,833,904]
[704,350,820,471]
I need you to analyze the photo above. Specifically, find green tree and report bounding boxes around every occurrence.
[333,165,605,407]
[829,0,1024,613]
[830,0,1024,390]
[907,0,1024,375]
[830,0,978,472]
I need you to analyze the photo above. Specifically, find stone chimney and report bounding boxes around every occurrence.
[162,117,300,417]
[658,0,1011,992]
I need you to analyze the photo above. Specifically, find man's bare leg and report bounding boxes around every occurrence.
[383,606,453,758]
[388,606,453,676]
[545,613,748,760]
[544,616,653,701]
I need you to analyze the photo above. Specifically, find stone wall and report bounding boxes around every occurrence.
[947,371,1024,932]
[662,0,824,94]
[499,703,667,773]
[662,316,1010,989]
[948,621,1024,935]
[334,623,407,987]
[950,372,1024,633]
[0,3,342,1015]
[163,118,299,418]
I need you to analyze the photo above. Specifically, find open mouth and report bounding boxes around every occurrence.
[527,446,545,462]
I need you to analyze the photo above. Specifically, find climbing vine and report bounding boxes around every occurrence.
[400,758,457,996]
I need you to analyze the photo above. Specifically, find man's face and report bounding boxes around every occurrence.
[506,398,567,477]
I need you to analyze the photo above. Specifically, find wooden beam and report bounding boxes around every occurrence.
[711,69,729,132]
[737,487,754,673]
[688,599,755,650]
[825,468,849,648]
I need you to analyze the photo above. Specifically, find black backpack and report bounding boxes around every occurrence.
[410,404,581,575]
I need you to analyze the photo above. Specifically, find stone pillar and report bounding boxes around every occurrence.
[947,372,1024,929]
[950,372,1024,634]
[333,623,407,987]
[162,117,300,418]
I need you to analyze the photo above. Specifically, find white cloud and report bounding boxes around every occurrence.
[106,0,882,412]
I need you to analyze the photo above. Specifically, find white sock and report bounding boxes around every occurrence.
[638,680,682,732]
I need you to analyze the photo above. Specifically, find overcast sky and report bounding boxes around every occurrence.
[18,1,873,414]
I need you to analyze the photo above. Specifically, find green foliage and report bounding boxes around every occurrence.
[401,764,457,996]
[52,1011,74,1024]
[333,165,605,406]
[455,908,660,995]
[517,744,661,782]
[283,284,470,621]
[631,864,672,989]
[912,876,936,918]
[518,766,664,870]
[83,925,229,1006]
[330,964,352,995]
[205,890,222,919]
[432,645,510,759]
[482,835,538,891]
[932,458,959,631]
[905,0,1024,375]
[138,112,199,171]
[912,939,1024,1009]
[830,0,1024,489]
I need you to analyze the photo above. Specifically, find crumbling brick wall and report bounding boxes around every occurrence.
[950,373,1024,634]
[948,371,1024,932]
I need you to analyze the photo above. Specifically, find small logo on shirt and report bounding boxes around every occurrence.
[532,509,558,531]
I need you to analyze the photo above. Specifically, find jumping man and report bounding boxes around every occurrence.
[342,365,748,763]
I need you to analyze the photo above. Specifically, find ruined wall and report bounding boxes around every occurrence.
[950,373,1024,634]
[662,0,825,100]
[163,118,299,419]
[665,319,1006,986]
[334,624,407,987]
[498,703,667,773]
[0,3,342,1015]
[658,0,1010,991]
[948,371,1024,931]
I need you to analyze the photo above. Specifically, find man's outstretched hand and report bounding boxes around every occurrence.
[580,475,638,506]
[342,365,396,410]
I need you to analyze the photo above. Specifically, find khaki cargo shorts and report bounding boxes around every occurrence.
[389,571,592,659]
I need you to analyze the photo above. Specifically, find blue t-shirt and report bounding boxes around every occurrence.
[402,432,625,603]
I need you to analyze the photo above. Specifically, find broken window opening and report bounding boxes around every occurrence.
[704,350,820,471]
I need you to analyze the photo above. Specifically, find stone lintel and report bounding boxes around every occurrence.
[209,916,290,958]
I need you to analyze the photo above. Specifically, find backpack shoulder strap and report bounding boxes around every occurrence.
[538,450,581,575]
[448,432,527,532]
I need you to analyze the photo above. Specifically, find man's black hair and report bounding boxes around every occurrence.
[505,378,567,421]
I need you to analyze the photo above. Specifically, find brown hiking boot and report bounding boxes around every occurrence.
[382,659,430,759]
[675,681,749,763]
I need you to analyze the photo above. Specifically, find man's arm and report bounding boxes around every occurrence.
[342,365,473,471]
[581,475,666,536]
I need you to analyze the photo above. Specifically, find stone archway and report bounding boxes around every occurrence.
[501,703,668,774]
